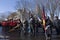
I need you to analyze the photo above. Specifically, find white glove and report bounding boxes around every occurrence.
[45,25,50,30]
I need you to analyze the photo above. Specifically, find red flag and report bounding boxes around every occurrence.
[42,6,46,31]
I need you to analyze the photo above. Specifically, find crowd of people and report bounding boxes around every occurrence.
[0,15,60,37]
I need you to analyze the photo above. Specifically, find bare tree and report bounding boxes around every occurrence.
[45,0,60,21]
[35,4,42,18]
[16,0,60,20]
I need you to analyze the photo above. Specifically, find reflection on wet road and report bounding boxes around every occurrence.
[0,26,60,40]
[0,26,20,40]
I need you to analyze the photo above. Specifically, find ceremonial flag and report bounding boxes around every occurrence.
[42,5,50,40]
[42,6,46,31]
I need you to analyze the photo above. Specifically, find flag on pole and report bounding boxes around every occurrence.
[42,5,49,40]
[42,6,46,31]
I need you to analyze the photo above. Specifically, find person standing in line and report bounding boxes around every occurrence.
[24,19,29,35]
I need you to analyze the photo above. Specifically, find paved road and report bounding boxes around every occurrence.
[0,26,20,40]
[0,26,60,40]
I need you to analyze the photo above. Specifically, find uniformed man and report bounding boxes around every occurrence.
[53,16,60,35]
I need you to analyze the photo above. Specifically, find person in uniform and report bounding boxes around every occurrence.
[53,16,60,35]
[24,19,29,35]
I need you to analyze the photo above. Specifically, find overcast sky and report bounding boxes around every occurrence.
[0,0,60,18]
[0,0,46,14]
[0,0,17,12]
[0,0,18,17]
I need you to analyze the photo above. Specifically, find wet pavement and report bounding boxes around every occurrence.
[0,26,20,40]
[0,26,60,40]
